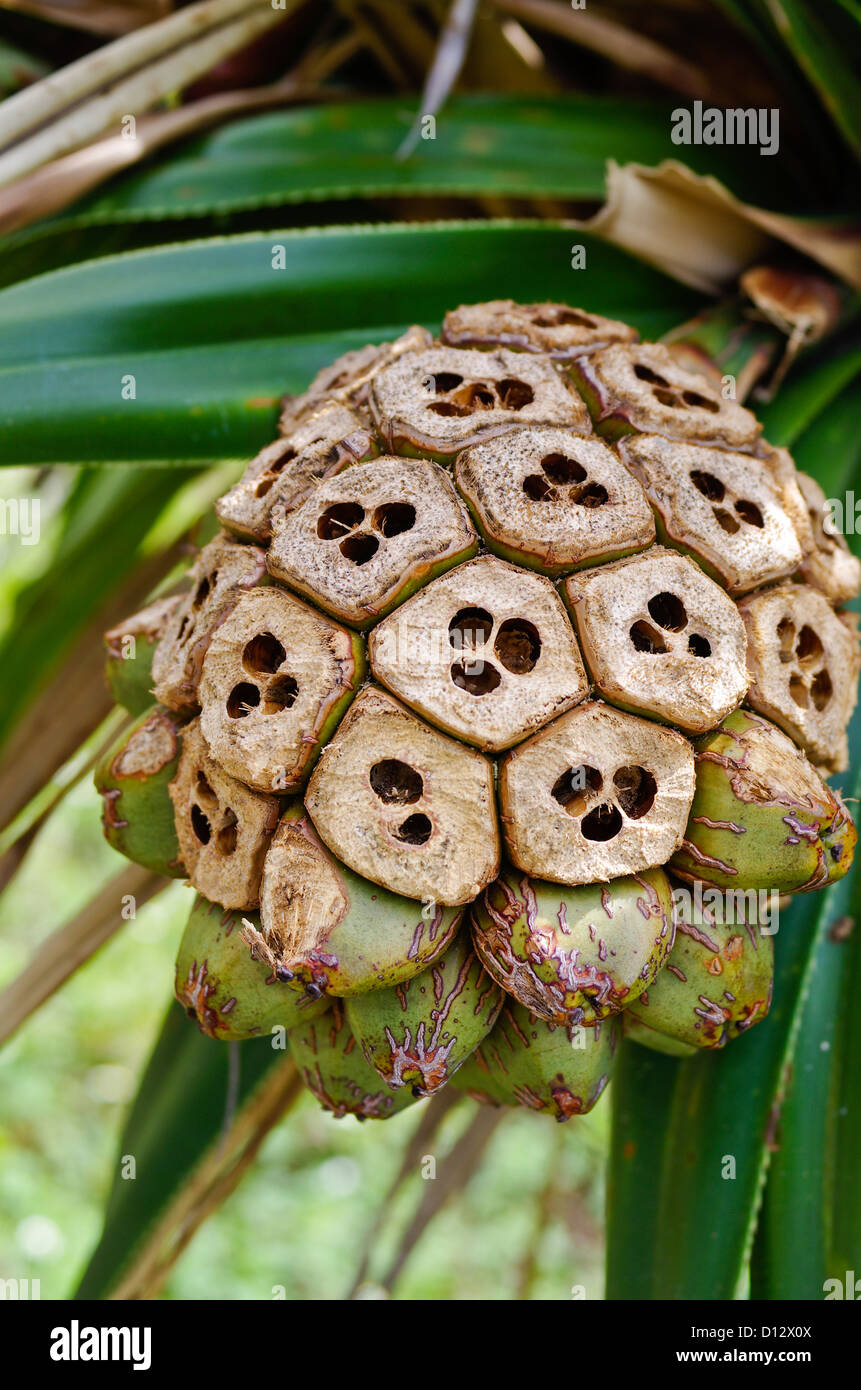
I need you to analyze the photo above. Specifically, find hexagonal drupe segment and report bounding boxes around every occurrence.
[266,455,478,627]
[441,299,638,359]
[794,470,861,605]
[456,426,655,575]
[564,546,750,733]
[370,345,590,459]
[216,401,376,543]
[499,700,695,885]
[151,534,265,712]
[569,342,761,448]
[370,554,588,752]
[169,720,279,910]
[304,686,499,906]
[619,434,802,594]
[738,584,859,773]
[278,326,432,436]
[198,586,364,793]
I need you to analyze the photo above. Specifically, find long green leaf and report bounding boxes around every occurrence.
[54,96,719,217]
[605,1048,680,1299]
[76,1001,286,1299]
[830,862,861,1283]
[755,330,861,447]
[0,95,800,291]
[0,221,703,466]
[710,0,855,181]
[749,830,860,1297]
[761,0,861,159]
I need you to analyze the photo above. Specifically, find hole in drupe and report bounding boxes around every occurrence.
[373,502,416,537]
[191,803,211,844]
[682,390,719,413]
[263,675,298,712]
[523,473,557,502]
[735,498,764,528]
[713,507,741,534]
[630,620,668,654]
[497,378,534,410]
[574,482,609,508]
[216,810,237,856]
[459,382,495,408]
[811,668,833,711]
[317,502,365,539]
[395,813,433,845]
[340,533,379,565]
[541,452,587,486]
[494,618,541,674]
[450,660,501,695]
[533,308,596,328]
[268,447,296,474]
[552,765,602,816]
[796,625,824,664]
[581,803,623,841]
[449,607,494,649]
[647,592,687,632]
[634,364,669,387]
[777,616,796,663]
[690,470,725,502]
[432,372,464,393]
[243,632,286,675]
[688,633,711,658]
[429,380,495,415]
[613,765,657,819]
[789,675,809,708]
[370,759,424,805]
[227,682,261,718]
[255,448,296,496]
[195,772,218,809]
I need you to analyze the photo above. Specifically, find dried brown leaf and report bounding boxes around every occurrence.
[573,159,861,292]
[0,0,298,186]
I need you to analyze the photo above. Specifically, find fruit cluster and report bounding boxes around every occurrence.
[97,301,860,1122]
